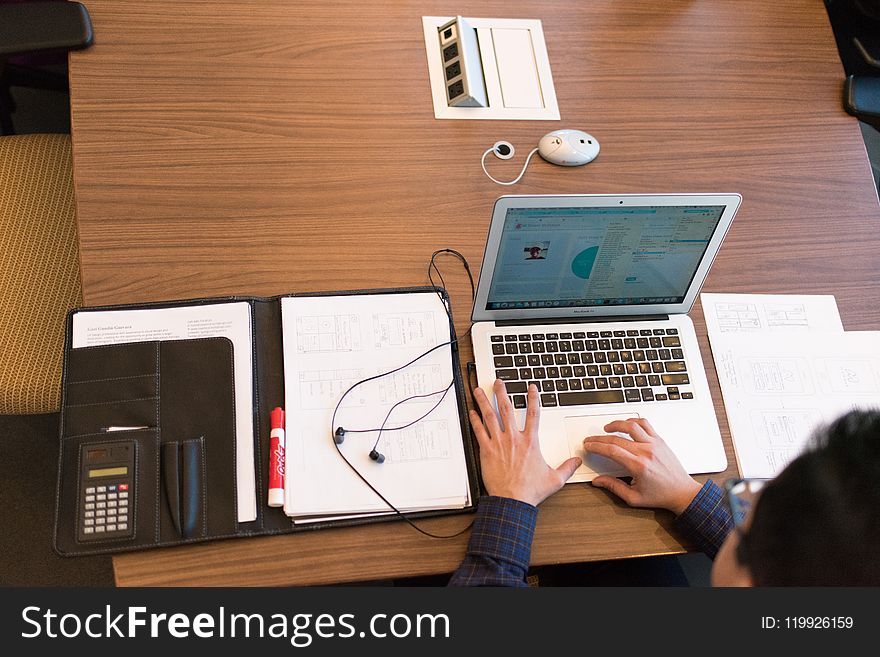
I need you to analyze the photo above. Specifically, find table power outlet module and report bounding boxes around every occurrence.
[438,16,488,108]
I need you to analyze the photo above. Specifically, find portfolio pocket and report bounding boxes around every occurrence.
[63,397,158,438]
[161,437,206,539]
[65,341,158,382]
[62,341,160,437]
[57,337,238,554]
[65,374,157,407]
[158,338,236,537]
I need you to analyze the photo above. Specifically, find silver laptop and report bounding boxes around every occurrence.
[472,193,741,481]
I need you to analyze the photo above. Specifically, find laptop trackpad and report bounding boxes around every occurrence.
[564,413,638,476]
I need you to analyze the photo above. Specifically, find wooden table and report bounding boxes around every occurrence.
[67,1,880,585]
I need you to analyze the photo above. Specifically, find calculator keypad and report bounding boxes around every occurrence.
[79,481,133,540]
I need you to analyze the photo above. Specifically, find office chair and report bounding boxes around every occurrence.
[0,2,112,588]
[0,1,93,134]
[0,135,114,584]
[0,136,115,586]
[0,1,92,410]
[831,1,880,129]
[0,133,83,414]
[846,77,880,131]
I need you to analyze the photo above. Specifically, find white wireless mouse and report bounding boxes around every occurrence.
[538,129,600,166]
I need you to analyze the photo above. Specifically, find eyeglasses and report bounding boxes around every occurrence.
[724,478,770,529]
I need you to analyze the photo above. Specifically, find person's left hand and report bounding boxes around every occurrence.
[470,379,582,507]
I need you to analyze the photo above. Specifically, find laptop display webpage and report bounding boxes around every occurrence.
[485,205,726,310]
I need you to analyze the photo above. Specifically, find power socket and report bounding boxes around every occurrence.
[437,16,487,108]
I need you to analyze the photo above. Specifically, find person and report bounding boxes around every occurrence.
[449,380,880,586]
[526,246,545,259]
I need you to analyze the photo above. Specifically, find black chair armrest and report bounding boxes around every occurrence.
[845,75,880,127]
[0,1,93,56]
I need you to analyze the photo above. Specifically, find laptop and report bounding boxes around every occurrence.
[471,193,741,481]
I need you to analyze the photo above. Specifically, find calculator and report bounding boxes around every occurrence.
[78,441,136,542]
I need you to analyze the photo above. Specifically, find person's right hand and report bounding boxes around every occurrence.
[583,418,702,515]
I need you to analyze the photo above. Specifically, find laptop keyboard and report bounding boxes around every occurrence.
[489,328,694,409]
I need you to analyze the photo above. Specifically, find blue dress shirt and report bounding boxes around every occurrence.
[449,481,733,587]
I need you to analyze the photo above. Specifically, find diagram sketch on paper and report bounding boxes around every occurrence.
[296,314,362,353]
[745,358,810,394]
[714,302,809,332]
[299,368,365,409]
[380,420,452,463]
[714,303,761,332]
[377,365,445,404]
[373,312,438,349]
[764,303,809,330]
[748,409,818,474]
[818,358,880,394]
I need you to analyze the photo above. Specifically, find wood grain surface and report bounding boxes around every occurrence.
[67,0,880,586]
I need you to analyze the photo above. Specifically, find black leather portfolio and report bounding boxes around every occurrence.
[53,287,478,556]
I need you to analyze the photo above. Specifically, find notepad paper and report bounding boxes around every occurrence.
[701,293,844,334]
[702,293,878,478]
[280,292,471,519]
[71,302,258,522]
[709,331,880,478]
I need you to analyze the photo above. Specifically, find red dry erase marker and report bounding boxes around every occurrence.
[268,407,286,507]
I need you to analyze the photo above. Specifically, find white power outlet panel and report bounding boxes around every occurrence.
[422,16,561,120]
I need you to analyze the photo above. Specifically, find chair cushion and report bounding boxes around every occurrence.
[0,133,82,414]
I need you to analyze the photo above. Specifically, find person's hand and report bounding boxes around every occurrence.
[470,380,582,507]
[583,418,702,515]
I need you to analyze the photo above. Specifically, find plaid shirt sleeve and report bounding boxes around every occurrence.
[448,496,538,587]
[672,479,734,559]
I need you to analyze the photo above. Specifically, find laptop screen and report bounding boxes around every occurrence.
[485,204,726,310]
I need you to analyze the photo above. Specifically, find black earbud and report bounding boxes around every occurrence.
[337,427,385,463]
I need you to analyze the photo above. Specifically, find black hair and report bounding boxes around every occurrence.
[737,410,880,585]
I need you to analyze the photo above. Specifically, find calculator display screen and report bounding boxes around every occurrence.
[89,466,128,478]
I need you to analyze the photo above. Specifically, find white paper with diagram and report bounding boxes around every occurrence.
[280,291,471,518]
[701,293,844,335]
[710,331,880,478]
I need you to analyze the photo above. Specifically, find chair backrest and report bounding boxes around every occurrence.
[0,133,82,414]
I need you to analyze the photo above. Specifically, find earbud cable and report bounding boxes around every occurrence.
[327,250,476,539]
[481,147,540,185]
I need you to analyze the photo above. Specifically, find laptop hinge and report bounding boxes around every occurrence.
[494,314,670,327]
